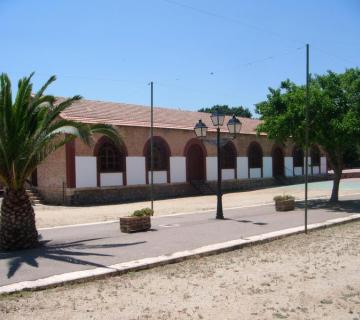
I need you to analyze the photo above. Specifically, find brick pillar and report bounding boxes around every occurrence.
[66,140,76,188]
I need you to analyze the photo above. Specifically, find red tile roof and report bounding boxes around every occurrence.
[60,98,262,134]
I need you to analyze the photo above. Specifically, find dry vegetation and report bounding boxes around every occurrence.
[1,221,360,320]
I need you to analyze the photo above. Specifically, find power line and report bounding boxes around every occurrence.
[161,0,306,46]
[312,46,359,66]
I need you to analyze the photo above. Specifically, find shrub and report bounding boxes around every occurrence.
[273,195,295,201]
[131,208,154,217]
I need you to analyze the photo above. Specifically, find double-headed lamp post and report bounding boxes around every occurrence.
[194,113,241,219]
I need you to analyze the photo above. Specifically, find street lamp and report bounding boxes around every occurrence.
[194,114,242,219]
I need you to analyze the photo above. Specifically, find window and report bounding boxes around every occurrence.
[145,138,170,171]
[293,147,304,167]
[248,142,263,168]
[311,146,320,166]
[98,143,124,172]
[221,143,236,169]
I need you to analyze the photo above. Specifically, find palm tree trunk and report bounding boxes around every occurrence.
[0,188,38,250]
[330,167,342,202]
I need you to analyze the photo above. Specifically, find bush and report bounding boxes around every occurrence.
[131,208,154,217]
[273,195,295,201]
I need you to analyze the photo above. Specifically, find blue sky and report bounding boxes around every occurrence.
[0,0,359,116]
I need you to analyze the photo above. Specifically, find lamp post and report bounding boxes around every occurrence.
[194,114,241,219]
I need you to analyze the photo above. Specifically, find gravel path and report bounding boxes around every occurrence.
[1,221,360,320]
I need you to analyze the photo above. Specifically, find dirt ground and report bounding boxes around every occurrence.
[1,221,359,320]
[35,179,360,228]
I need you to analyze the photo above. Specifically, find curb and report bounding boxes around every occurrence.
[1,214,360,295]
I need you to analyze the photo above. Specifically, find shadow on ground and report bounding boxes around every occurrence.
[296,199,360,214]
[0,238,146,279]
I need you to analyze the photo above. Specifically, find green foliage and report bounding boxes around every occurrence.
[132,208,154,217]
[273,195,295,201]
[256,68,360,170]
[256,68,360,201]
[0,73,121,190]
[199,104,252,118]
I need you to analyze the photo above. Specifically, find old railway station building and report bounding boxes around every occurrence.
[33,99,328,205]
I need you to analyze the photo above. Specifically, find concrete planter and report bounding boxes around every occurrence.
[120,216,151,233]
[275,199,295,211]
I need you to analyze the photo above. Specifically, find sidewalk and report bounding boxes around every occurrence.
[1,194,359,294]
[34,178,360,228]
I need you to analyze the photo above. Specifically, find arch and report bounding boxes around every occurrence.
[143,136,171,183]
[184,138,207,182]
[272,145,285,177]
[94,136,127,186]
[310,145,320,166]
[310,145,321,175]
[221,141,237,178]
[247,142,263,178]
[292,146,304,175]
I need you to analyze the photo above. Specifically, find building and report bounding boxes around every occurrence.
[33,99,328,205]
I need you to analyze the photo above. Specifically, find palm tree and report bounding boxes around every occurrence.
[0,73,121,251]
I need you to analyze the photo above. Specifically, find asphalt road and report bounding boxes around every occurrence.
[0,195,359,287]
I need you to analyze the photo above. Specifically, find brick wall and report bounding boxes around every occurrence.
[74,126,293,158]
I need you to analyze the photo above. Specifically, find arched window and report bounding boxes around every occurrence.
[311,145,320,166]
[98,142,125,172]
[248,142,263,168]
[221,142,236,169]
[293,146,304,167]
[144,137,170,171]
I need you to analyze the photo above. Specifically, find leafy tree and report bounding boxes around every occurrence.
[0,73,121,250]
[199,104,252,118]
[256,68,360,202]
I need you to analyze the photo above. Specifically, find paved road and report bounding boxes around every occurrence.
[1,195,359,287]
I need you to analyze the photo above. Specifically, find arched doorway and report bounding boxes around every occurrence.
[272,146,285,177]
[185,139,206,182]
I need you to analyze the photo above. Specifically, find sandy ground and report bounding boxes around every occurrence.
[1,221,360,320]
[34,179,360,228]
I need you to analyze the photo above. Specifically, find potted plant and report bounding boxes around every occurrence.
[120,208,154,233]
[273,195,295,211]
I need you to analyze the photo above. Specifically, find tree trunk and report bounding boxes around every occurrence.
[0,188,39,250]
[330,168,342,202]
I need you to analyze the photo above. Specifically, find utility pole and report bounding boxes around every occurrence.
[304,44,310,234]
[150,81,154,212]
[216,126,224,219]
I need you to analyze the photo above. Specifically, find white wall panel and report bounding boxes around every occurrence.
[148,171,167,184]
[126,157,146,185]
[222,169,235,180]
[206,157,217,181]
[75,156,97,188]
[284,157,293,177]
[250,168,261,179]
[320,157,327,174]
[170,157,186,183]
[100,172,123,187]
[294,167,303,176]
[263,157,272,178]
[312,166,320,175]
[237,157,248,179]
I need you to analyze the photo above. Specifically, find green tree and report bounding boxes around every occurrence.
[256,68,360,202]
[0,73,121,250]
[199,104,252,118]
